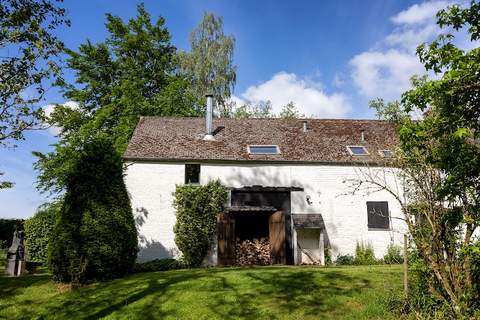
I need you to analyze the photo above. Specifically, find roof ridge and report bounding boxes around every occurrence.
[139,116,387,122]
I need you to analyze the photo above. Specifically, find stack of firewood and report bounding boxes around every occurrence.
[235,238,271,265]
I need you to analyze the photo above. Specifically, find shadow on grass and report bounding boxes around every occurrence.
[0,271,51,298]
[1,266,378,320]
[204,266,371,319]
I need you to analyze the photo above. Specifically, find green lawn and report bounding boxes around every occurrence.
[0,265,402,320]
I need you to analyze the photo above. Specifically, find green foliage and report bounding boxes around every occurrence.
[279,102,304,119]
[232,101,274,118]
[354,242,377,265]
[179,13,236,116]
[324,246,332,266]
[34,4,200,194]
[0,0,69,148]
[369,1,480,316]
[335,254,355,266]
[173,180,228,267]
[48,137,138,283]
[0,219,23,248]
[24,202,60,263]
[383,244,403,265]
[133,258,184,273]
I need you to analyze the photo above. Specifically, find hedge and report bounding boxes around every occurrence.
[24,202,60,262]
[173,180,227,267]
[0,219,24,249]
[48,137,138,283]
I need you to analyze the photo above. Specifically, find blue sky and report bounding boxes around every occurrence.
[0,0,469,218]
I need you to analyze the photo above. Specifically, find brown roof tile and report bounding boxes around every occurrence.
[123,117,398,163]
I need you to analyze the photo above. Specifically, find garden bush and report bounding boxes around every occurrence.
[133,258,184,273]
[383,243,402,264]
[24,202,60,263]
[48,137,138,283]
[354,241,377,265]
[0,219,24,248]
[173,180,228,267]
[335,254,355,265]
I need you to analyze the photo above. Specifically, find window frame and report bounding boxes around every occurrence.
[247,145,281,155]
[184,163,201,185]
[346,145,369,156]
[366,201,391,231]
[378,149,393,158]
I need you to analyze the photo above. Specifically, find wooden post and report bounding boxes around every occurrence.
[403,233,408,295]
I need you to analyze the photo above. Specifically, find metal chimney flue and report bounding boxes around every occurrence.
[203,93,215,141]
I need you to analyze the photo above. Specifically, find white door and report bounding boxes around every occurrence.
[296,228,321,264]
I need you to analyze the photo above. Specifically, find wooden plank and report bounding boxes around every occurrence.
[217,213,235,266]
[269,211,286,264]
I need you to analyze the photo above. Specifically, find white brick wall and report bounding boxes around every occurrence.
[124,161,407,263]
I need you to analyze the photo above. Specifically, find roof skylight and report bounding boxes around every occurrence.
[379,150,393,158]
[347,146,368,155]
[248,145,280,155]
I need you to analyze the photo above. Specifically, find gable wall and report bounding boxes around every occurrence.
[125,161,407,263]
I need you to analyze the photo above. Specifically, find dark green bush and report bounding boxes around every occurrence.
[24,202,60,262]
[48,137,138,283]
[383,243,403,264]
[133,258,184,273]
[354,241,377,265]
[0,219,23,248]
[324,246,332,266]
[173,180,228,267]
[335,254,355,265]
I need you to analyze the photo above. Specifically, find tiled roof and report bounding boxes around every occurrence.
[123,117,398,163]
[292,214,325,228]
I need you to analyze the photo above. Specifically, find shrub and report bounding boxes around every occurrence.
[24,202,60,263]
[133,258,184,273]
[335,254,355,265]
[48,137,138,283]
[0,219,24,248]
[383,243,403,264]
[324,246,332,266]
[354,241,377,265]
[173,180,228,267]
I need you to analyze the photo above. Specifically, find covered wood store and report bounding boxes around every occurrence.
[217,186,302,266]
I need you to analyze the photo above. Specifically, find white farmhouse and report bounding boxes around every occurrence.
[124,104,407,265]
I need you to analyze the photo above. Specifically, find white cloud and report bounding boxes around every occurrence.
[350,50,425,99]
[390,1,448,25]
[349,1,464,100]
[385,23,440,52]
[43,100,79,135]
[240,72,350,118]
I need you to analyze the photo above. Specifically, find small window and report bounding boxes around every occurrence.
[347,146,368,155]
[366,201,390,230]
[379,150,393,158]
[185,164,200,184]
[248,145,280,155]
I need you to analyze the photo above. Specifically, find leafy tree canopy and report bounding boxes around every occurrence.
[369,1,480,316]
[1,0,69,188]
[34,4,200,193]
[179,13,236,117]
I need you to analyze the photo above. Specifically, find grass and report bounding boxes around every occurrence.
[0,264,402,320]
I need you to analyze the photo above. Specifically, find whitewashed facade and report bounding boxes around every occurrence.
[125,161,407,264]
